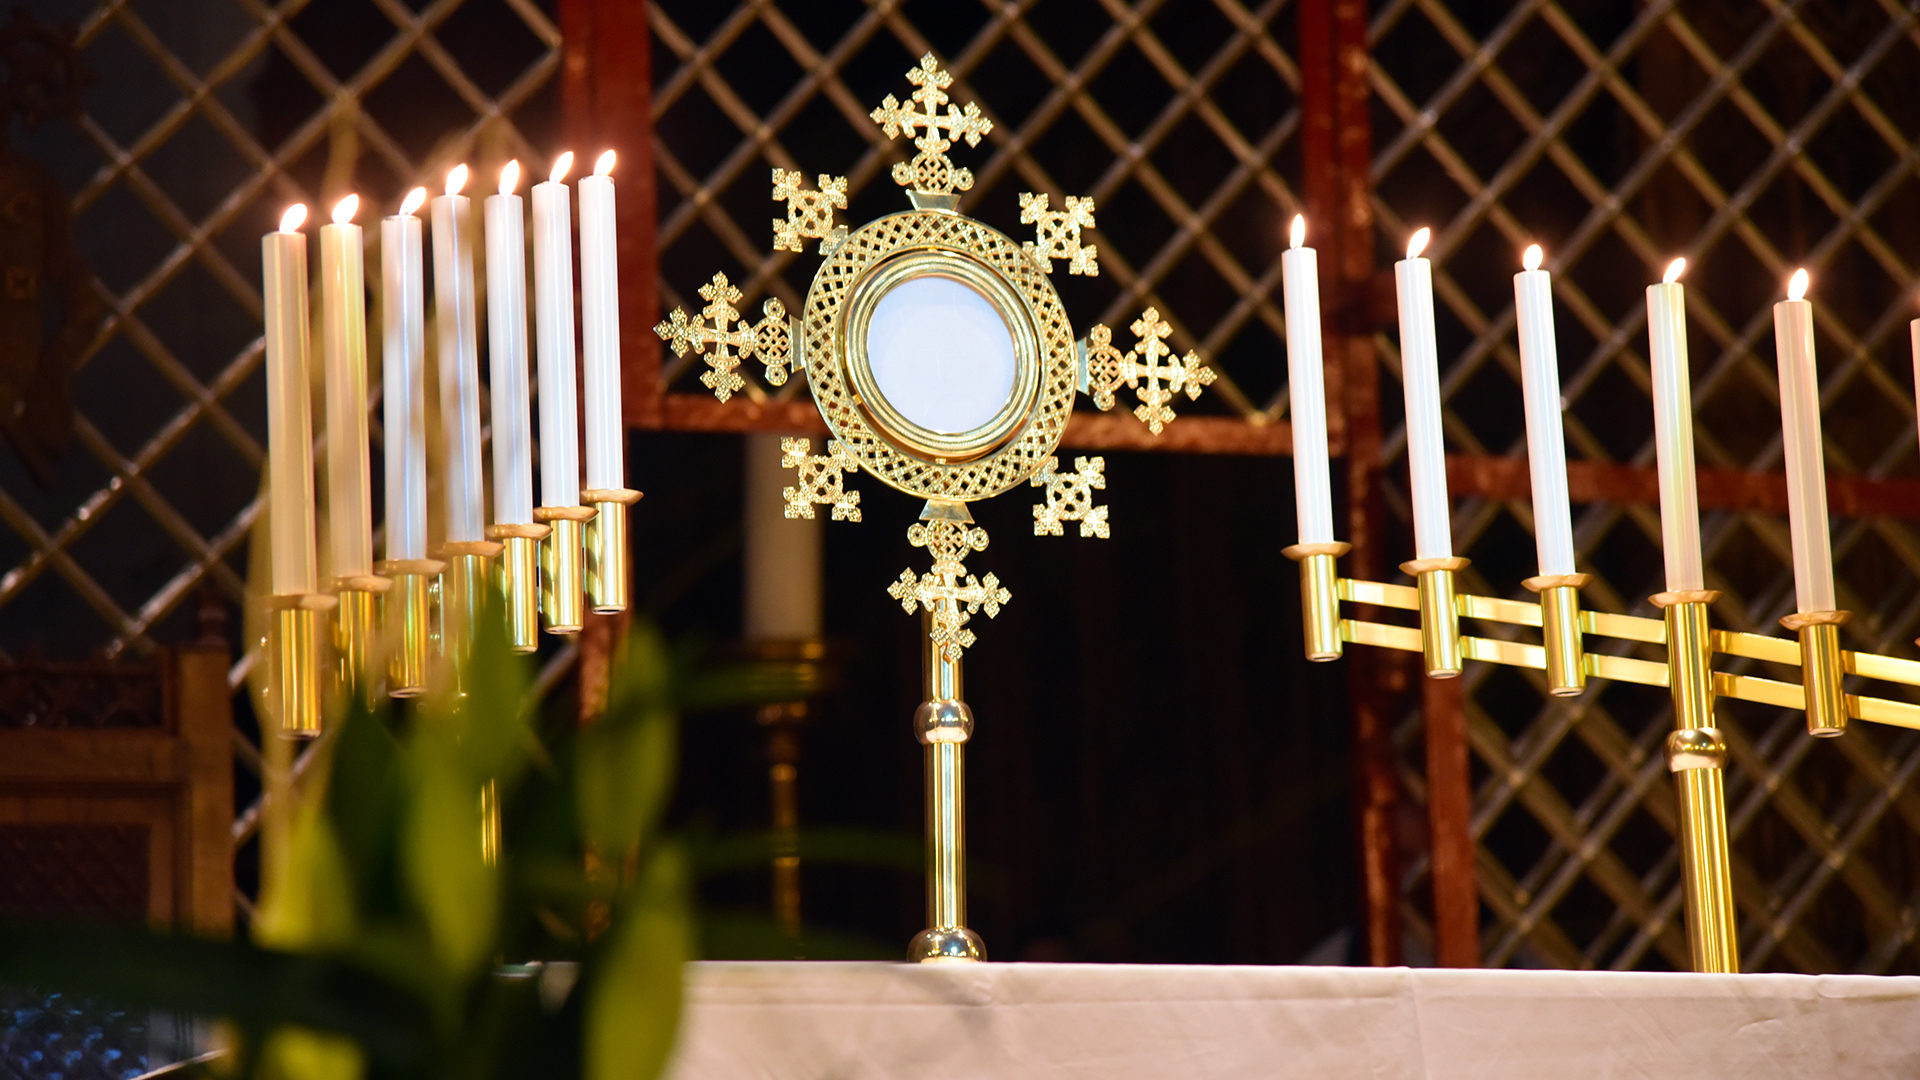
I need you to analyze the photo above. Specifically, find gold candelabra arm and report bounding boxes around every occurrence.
[581,488,642,616]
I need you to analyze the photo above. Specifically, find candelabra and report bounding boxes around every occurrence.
[655,53,1216,961]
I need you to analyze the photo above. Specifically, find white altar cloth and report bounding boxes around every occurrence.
[666,961,1920,1078]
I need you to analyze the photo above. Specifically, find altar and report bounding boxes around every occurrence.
[666,962,1920,1078]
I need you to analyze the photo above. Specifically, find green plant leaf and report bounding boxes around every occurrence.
[255,1024,364,1080]
[575,626,677,856]
[401,744,499,985]
[255,756,356,951]
[586,844,691,1080]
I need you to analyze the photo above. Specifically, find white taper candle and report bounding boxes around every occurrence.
[381,188,428,562]
[320,195,372,579]
[486,161,535,527]
[579,150,624,492]
[1283,215,1334,546]
[431,164,485,543]
[1395,227,1451,560]
[533,151,581,508]
[1647,258,1704,593]
[1514,244,1574,577]
[1773,268,1835,613]
[263,205,317,596]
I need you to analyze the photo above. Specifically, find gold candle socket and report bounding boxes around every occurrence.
[331,574,391,707]
[534,505,596,634]
[377,559,443,698]
[1284,541,1350,661]
[1653,589,1739,973]
[437,541,502,691]
[583,487,643,615]
[266,593,335,738]
[907,607,986,963]
[1525,573,1591,697]
[486,524,549,654]
[1403,556,1469,678]
[1782,610,1850,738]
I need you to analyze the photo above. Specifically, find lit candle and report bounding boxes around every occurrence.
[1773,268,1835,613]
[579,150,624,494]
[263,204,317,596]
[431,164,485,544]
[486,161,534,527]
[320,195,372,580]
[381,187,428,562]
[1514,243,1573,577]
[533,151,581,509]
[1395,227,1451,560]
[1647,258,1704,592]
[1283,215,1333,546]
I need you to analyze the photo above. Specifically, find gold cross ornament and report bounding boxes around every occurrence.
[772,168,848,254]
[1020,193,1099,276]
[888,518,1010,662]
[1084,307,1216,435]
[780,437,861,521]
[653,272,792,401]
[1031,455,1108,538]
[870,53,992,195]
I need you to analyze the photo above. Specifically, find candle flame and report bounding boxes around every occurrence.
[551,151,575,183]
[330,194,358,225]
[1663,257,1686,285]
[1788,268,1809,302]
[1289,214,1305,250]
[499,160,520,195]
[1407,227,1431,260]
[399,187,427,217]
[446,164,468,197]
[278,204,307,233]
[594,149,616,176]
[1522,243,1543,271]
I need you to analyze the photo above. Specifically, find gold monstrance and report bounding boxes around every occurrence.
[656,53,1216,961]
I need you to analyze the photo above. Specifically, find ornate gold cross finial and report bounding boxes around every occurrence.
[1084,307,1216,435]
[1032,455,1108,538]
[772,169,848,254]
[1020,193,1098,276]
[870,53,992,196]
[780,437,861,521]
[653,272,792,402]
[888,517,1010,661]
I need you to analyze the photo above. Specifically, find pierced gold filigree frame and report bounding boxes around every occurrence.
[804,208,1078,503]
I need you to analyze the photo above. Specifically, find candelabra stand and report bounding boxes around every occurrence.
[535,506,595,634]
[1287,542,1916,973]
[740,638,841,940]
[584,488,642,614]
[266,592,334,736]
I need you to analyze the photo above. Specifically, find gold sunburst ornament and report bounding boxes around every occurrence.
[654,52,1216,962]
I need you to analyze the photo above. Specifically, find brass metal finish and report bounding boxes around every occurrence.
[480,778,501,867]
[582,487,642,615]
[1527,579,1588,697]
[385,570,435,697]
[1782,610,1849,738]
[1404,557,1468,678]
[1666,726,1738,973]
[1284,541,1351,661]
[910,608,983,963]
[266,594,333,738]
[494,533,543,653]
[439,552,491,691]
[534,506,597,635]
[330,582,386,706]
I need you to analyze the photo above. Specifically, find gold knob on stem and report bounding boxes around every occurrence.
[1283,541,1350,662]
[1524,572,1591,698]
[583,487,643,615]
[487,524,550,654]
[534,505,597,635]
[266,592,336,738]
[1781,609,1850,737]
[1403,556,1469,678]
